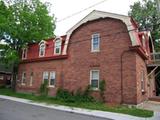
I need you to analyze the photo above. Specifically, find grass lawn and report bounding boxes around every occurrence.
[0,87,153,118]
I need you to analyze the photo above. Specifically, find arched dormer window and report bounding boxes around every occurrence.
[39,41,46,57]
[22,48,27,59]
[54,37,62,55]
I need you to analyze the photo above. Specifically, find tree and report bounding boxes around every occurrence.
[129,0,160,51]
[0,0,55,90]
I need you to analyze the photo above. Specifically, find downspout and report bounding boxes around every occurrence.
[120,49,130,104]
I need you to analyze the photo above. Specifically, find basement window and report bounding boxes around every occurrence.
[90,70,99,90]
[91,33,100,52]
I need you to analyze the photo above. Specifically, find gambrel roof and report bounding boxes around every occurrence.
[62,10,141,55]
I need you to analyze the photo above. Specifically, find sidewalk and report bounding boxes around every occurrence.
[0,95,157,120]
[137,101,160,120]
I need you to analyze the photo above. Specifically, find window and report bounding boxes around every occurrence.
[0,76,4,80]
[0,50,4,58]
[42,71,56,87]
[43,72,49,82]
[141,71,145,92]
[30,72,33,86]
[142,35,146,48]
[22,48,27,59]
[90,70,99,89]
[54,39,62,55]
[22,72,26,85]
[39,43,45,57]
[49,72,56,87]
[91,33,100,52]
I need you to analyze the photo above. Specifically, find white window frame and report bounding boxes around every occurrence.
[141,70,145,92]
[91,33,100,52]
[30,72,33,86]
[90,70,100,90]
[22,48,27,59]
[49,71,56,87]
[22,72,26,85]
[43,71,49,83]
[54,39,62,55]
[39,42,46,57]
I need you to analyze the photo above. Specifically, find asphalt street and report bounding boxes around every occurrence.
[0,98,111,120]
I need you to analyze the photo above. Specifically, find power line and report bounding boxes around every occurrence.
[35,28,137,51]
[56,0,108,22]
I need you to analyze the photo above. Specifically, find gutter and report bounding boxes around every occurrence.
[20,55,68,64]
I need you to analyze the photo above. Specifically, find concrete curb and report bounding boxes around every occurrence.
[0,95,155,120]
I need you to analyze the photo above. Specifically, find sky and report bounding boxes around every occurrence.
[42,0,140,36]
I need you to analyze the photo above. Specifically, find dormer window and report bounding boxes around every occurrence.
[54,38,62,55]
[22,48,27,59]
[39,41,46,57]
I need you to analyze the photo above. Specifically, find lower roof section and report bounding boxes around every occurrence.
[20,55,68,64]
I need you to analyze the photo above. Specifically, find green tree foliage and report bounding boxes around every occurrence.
[0,0,55,90]
[129,0,160,51]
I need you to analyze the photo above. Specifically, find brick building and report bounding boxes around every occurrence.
[17,10,158,104]
[0,64,12,86]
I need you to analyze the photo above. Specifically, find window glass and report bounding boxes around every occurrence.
[141,71,145,92]
[22,72,26,85]
[43,72,49,82]
[92,34,100,52]
[22,48,27,59]
[39,43,45,57]
[49,72,55,86]
[30,72,33,86]
[91,70,99,89]
[54,39,61,54]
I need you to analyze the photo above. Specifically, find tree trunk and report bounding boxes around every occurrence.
[11,63,18,91]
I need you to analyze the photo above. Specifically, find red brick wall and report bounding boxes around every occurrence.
[62,18,138,104]
[136,54,156,104]
[122,51,137,104]
[17,60,65,96]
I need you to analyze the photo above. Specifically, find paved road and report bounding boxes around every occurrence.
[0,98,111,120]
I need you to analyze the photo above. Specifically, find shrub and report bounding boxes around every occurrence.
[56,86,94,103]
[99,80,106,102]
[39,80,49,96]
[56,88,74,102]
[0,85,5,89]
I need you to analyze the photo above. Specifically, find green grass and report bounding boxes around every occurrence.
[0,88,153,118]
